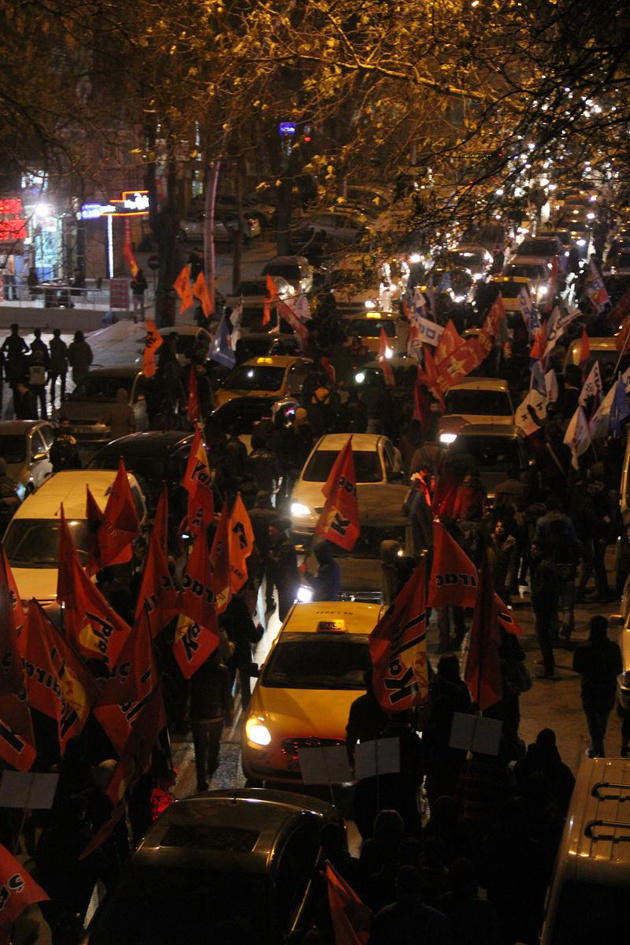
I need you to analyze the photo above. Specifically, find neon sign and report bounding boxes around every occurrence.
[79,190,150,220]
[0,197,27,240]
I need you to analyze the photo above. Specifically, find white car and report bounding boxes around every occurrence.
[179,212,261,243]
[443,244,493,280]
[4,470,147,605]
[290,433,404,543]
[439,378,515,431]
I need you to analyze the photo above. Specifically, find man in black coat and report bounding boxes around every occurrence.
[573,615,622,757]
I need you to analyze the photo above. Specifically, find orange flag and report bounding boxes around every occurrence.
[97,614,156,707]
[0,691,36,772]
[182,427,214,537]
[188,364,200,424]
[193,271,213,320]
[315,438,360,551]
[464,550,503,711]
[427,521,478,609]
[57,504,77,604]
[418,345,445,409]
[434,318,464,366]
[211,500,231,614]
[86,485,105,575]
[262,274,277,327]
[378,327,395,387]
[134,486,178,637]
[123,218,139,278]
[494,593,523,636]
[175,532,219,678]
[369,557,429,712]
[173,266,194,312]
[0,845,49,927]
[325,861,370,945]
[228,493,254,594]
[0,548,25,697]
[24,601,98,755]
[96,460,140,570]
[143,319,163,379]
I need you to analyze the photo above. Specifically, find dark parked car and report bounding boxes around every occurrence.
[53,366,148,447]
[0,420,55,499]
[81,789,341,945]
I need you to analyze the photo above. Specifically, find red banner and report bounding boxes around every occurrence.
[183,428,214,538]
[0,549,24,697]
[173,266,194,312]
[0,692,36,772]
[134,488,178,637]
[175,533,219,678]
[427,521,478,609]
[369,558,429,712]
[315,438,360,551]
[210,500,231,614]
[0,844,49,927]
[143,319,163,379]
[464,551,503,711]
[96,460,140,570]
[435,337,487,394]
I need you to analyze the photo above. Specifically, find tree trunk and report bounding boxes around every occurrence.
[232,153,245,293]
[146,122,181,328]
[204,161,220,317]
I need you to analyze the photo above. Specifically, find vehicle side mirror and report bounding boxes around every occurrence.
[388,469,403,482]
[32,452,47,462]
[249,662,260,678]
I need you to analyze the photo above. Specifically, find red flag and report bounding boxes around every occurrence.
[434,337,487,394]
[210,500,231,614]
[464,550,503,711]
[0,844,49,927]
[188,365,200,424]
[122,218,139,278]
[97,614,156,707]
[494,593,523,636]
[378,328,395,387]
[24,601,98,754]
[173,266,194,312]
[228,493,254,594]
[0,691,36,772]
[64,555,132,669]
[266,274,278,299]
[86,485,105,576]
[434,319,464,366]
[143,319,163,379]
[78,802,126,862]
[175,532,219,678]
[369,558,429,712]
[96,460,140,570]
[153,482,169,550]
[315,438,360,551]
[0,549,24,697]
[134,488,178,637]
[193,271,213,320]
[418,345,445,409]
[325,861,370,945]
[56,504,77,604]
[427,521,478,608]
[262,274,277,327]
[579,326,591,367]
[182,427,214,538]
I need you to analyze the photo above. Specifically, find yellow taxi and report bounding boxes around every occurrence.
[214,355,313,408]
[345,312,396,355]
[489,275,533,313]
[242,601,384,784]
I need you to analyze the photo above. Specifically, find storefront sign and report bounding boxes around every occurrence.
[0,197,27,240]
[80,191,150,220]
[109,278,130,309]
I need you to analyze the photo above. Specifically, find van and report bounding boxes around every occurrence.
[540,758,630,944]
[3,470,147,605]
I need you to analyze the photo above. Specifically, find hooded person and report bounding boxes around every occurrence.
[305,541,341,601]
[572,615,623,758]
[103,387,136,440]
[513,728,575,816]
[267,516,300,620]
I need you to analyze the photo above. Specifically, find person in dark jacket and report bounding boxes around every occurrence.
[531,551,560,679]
[246,430,282,496]
[14,380,37,419]
[49,327,69,404]
[189,651,233,791]
[220,591,263,712]
[50,419,82,471]
[267,517,300,620]
[68,330,93,386]
[572,615,623,757]
[194,361,214,423]
[513,728,575,817]
[370,865,451,945]
[304,541,341,601]
[248,490,279,610]
[0,322,29,394]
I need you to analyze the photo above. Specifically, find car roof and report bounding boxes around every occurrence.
[90,431,192,461]
[492,275,531,285]
[134,789,335,873]
[13,470,125,520]
[158,323,199,337]
[0,420,50,434]
[447,377,509,392]
[238,355,305,369]
[450,423,520,438]
[282,601,384,635]
[569,337,617,352]
[316,433,384,451]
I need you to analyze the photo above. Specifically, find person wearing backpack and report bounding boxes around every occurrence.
[131,268,148,322]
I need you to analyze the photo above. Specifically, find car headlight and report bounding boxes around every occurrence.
[577,239,586,246]
[297,585,314,603]
[364,299,376,308]
[384,348,393,359]
[538,286,548,297]
[291,502,311,517]
[355,372,365,384]
[473,272,483,281]
[439,432,458,444]
[245,718,272,747]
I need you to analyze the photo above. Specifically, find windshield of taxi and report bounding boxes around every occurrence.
[346,319,395,338]
[223,365,285,391]
[5,519,89,568]
[444,389,512,416]
[263,632,371,690]
[302,449,382,483]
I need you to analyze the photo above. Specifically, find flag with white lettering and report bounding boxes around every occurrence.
[579,361,603,409]
[563,406,592,469]
[182,427,214,538]
[0,844,48,929]
[427,522,478,608]
[174,532,219,678]
[227,494,254,594]
[134,487,178,638]
[369,557,429,713]
[315,438,360,552]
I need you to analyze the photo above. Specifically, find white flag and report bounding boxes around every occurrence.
[589,383,616,441]
[563,406,592,469]
[543,305,580,357]
[545,369,559,402]
[578,361,603,407]
[515,389,547,436]
[518,286,534,327]
[408,310,444,347]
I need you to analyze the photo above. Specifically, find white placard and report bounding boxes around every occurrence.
[0,771,60,809]
[449,713,502,756]
[355,737,400,781]
[298,745,354,785]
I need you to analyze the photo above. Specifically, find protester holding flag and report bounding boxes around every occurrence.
[189,650,233,792]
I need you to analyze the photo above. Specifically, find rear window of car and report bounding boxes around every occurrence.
[346,319,395,338]
[74,375,134,400]
[302,449,382,483]
[444,389,513,417]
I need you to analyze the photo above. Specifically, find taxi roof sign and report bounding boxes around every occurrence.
[255,357,274,364]
[316,619,346,633]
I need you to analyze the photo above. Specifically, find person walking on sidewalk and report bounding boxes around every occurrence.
[131,268,148,322]
[68,330,93,387]
[573,615,622,757]
[531,549,561,680]
[49,328,69,405]
[189,650,233,792]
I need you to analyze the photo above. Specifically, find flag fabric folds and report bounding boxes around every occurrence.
[210,314,236,368]
[183,427,215,538]
[325,861,370,945]
[175,533,219,678]
[173,266,194,312]
[134,487,178,637]
[427,522,478,609]
[563,406,592,469]
[0,549,25,697]
[0,691,36,772]
[227,494,254,594]
[0,844,49,927]
[142,319,163,379]
[210,500,232,614]
[369,557,429,713]
[464,551,503,711]
[87,460,140,573]
[315,438,360,551]
[193,271,213,320]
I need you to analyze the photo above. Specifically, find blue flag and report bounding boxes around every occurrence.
[210,315,236,368]
[531,360,546,396]
[610,377,630,438]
